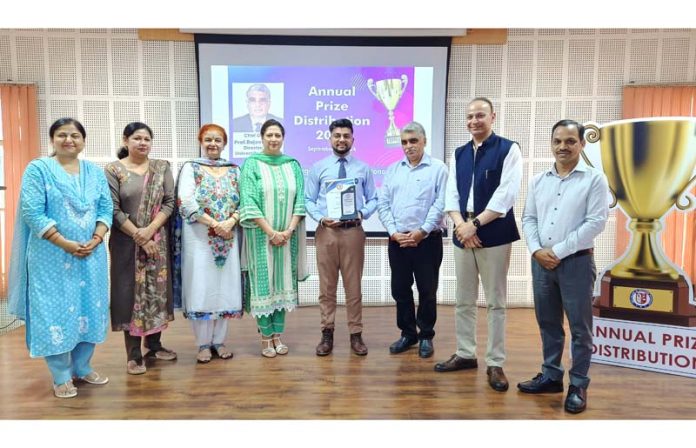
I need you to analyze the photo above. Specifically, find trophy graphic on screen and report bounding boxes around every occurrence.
[582,118,696,326]
[367,75,408,147]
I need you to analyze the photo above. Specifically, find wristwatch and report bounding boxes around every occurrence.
[472,218,481,228]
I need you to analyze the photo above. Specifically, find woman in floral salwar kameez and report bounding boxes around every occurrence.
[239,119,307,358]
[172,123,243,364]
[9,118,112,398]
[105,122,177,375]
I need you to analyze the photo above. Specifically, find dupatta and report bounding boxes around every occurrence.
[171,157,241,309]
[129,159,171,336]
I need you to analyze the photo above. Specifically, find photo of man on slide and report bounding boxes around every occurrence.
[232,83,283,132]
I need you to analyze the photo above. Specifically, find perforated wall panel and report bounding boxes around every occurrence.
[82,101,111,159]
[0,35,12,81]
[47,38,77,96]
[80,38,109,96]
[660,38,691,82]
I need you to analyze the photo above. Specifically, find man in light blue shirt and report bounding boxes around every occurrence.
[518,119,610,414]
[378,122,448,358]
[305,118,378,356]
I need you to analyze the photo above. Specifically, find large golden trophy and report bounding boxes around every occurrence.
[367,75,408,147]
[583,118,696,326]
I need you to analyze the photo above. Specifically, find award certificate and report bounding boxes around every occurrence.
[325,178,359,221]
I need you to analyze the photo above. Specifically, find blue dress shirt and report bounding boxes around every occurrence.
[377,154,448,236]
[305,153,378,222]
[522,162,610,260]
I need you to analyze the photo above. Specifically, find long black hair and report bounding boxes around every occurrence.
[117,122,154,159]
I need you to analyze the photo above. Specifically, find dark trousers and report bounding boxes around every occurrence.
[531,253,596,389]
[124,331,163,363]
[387,232,443,340]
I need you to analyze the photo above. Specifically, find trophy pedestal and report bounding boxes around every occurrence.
[385,134,400,147]
[593,273,696,326]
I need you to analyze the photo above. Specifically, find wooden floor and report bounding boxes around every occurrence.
[1,305,695,420]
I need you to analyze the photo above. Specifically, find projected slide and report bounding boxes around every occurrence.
[197,39,449,232]
[211,65,433,186]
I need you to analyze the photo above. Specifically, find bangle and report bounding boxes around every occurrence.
[92,234,104,243]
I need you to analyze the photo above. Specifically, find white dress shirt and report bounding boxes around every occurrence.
[444,142,522,215]
[522,162,610,260]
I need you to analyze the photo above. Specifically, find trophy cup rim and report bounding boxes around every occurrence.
[585,116,696,128]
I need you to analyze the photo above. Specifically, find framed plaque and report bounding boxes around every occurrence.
[325,178,358,221]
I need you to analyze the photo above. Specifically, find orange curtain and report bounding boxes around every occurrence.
[620,85,696,279]
[0,84,40,297]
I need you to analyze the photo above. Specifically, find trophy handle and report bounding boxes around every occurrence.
[675,174,696,211]
[580,124,600,168]
[367,79,379,99]
[584,124,600,143]
[580,123,618,208]
[400,74,408,91]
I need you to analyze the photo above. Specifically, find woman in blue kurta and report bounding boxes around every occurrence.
[8,118,113,399]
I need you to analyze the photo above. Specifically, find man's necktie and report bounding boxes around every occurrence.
[338,157,347,179]
[254,122,261,132]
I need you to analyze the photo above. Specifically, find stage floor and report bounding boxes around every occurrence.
[1,305,694,419]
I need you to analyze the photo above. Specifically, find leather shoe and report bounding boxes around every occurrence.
[564,385,587,414]
[316,328,334,356]
[433,354,477,372]
[486,366,509,392]
[389,336,417,354]
[350,332,368,356]
[418,339,434,358]
[517,373,564,394]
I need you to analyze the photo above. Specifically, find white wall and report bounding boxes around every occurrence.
[1,28,695,307]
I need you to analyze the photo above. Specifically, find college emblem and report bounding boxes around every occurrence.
[629,289,653,309]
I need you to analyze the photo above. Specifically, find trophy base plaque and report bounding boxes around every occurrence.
[593,273,696,327]
[385,134,401,147]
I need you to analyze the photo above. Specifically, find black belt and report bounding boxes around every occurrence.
[464,212,475,220]
[567,248,593,259]
[336,221,361,229]
[428,229,443,237]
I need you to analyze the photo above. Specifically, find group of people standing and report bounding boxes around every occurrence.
[375,97,609,415]
[9,96,610,415]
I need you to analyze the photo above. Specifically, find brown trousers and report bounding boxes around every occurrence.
[315,224,365,334]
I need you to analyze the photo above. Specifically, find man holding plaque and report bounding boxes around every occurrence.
[305,118,378,356]
[434,97,522,395]
[377,122,448,358]
[518,119,609,414]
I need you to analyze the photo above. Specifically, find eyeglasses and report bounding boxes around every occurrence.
[247,97,269,104]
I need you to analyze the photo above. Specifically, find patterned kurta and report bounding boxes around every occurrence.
[8,158,113,358]
[239,154,305,317]
[176,161,243,319]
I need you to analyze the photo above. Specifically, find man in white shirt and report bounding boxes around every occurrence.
[518,119,609,414]
[434,97,522,394]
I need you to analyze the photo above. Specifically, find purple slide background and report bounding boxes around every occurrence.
[227,66,415,187]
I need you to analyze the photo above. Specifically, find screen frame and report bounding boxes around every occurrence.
[194,33,452,237]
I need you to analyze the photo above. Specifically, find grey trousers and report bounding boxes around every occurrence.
[531,253,596,389]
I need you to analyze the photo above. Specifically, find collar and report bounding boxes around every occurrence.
[399,153,432,168]
[332,153,353,164]
[472,132,496,150]
[546,160,588,177]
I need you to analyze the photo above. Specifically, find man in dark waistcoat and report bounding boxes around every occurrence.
[433,97,523,393]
